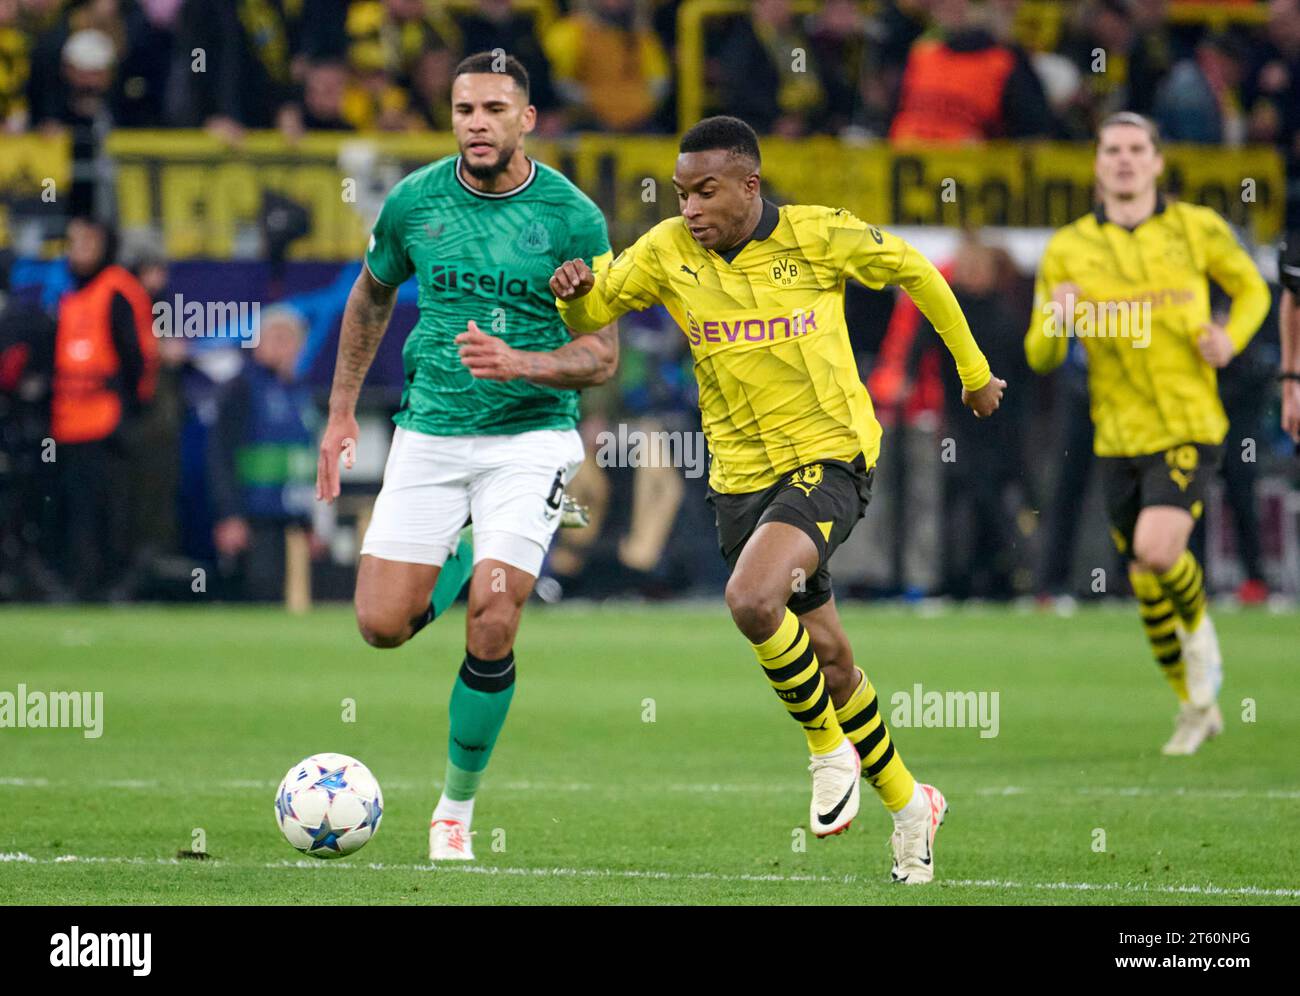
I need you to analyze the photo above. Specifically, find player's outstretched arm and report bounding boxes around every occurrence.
[316,265,398,503]
[456,319,619,388]
[551,243,663,335]
[891,244,1005,417]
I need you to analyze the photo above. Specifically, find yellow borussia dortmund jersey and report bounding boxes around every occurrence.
[1025,198,1269,458]
[558,201,991,493]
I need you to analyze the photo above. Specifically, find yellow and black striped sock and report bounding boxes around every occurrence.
[1130,567,1188,702]
[834,667,916,812]
[751,609,845,755]
[1156,550,1207,629]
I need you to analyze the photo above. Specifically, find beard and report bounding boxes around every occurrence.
[461,142,516,181]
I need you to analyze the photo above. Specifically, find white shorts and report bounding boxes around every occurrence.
[360,425,584,577]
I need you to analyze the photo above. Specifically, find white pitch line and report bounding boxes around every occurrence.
[975,785,1300,800]
[4,777,1298,800]
[3,852,1297,899]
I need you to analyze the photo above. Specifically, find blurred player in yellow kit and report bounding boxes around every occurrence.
[551,116,1005,883]
[1025,113,1270,755]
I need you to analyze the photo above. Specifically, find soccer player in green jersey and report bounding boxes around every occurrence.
[315,53,618,861]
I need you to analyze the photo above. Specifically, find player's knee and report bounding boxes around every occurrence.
[724,578,785,642]
[466,603,518,660]
[355,606,411,649]
[1132,534,1181,574]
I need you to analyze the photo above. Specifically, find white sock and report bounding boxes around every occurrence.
[811,734,854,759]
[894,782,928,824]
[432,794,474,828]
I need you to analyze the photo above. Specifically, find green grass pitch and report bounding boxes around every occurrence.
[2,602,1297,905]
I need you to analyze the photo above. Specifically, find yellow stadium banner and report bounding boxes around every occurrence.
[573,137,1284,250]
[0,133,71,250]
[2,131,1269,260]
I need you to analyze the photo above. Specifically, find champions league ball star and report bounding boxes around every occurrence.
[274,753,384,859]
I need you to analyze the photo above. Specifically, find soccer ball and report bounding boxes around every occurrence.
[274,752,384,859]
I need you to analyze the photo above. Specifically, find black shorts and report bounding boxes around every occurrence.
[1098,442,1223,555]
[706,454,874,615]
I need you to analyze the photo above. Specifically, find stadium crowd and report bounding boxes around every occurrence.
[1,0,1298,607]
[0,1,1296,158]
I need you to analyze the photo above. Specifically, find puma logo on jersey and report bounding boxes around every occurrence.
[680,263,702,285]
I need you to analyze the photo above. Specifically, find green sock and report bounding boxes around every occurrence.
[431,527,473,618]
[443,649,516,802]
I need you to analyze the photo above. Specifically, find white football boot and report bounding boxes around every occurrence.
[1161,701,1224,756]
[808,737,861,837]
[560,494,590,529]
[889,783,947,884]
[429,819,475,861]
[1179,613,1223,709]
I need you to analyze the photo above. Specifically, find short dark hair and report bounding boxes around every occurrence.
[679,115,761,168]
[454,51,530,100]
[1097,111,1161,150]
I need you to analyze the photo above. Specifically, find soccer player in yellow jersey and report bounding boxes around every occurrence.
[550,116,1005,883]
[1025,112,1270,755]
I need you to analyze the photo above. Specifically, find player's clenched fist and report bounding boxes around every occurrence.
[963,374,1007,419]
[457,319,523,381]
[550,258,595,300]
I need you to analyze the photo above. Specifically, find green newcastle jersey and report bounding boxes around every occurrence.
[365,155,611,436]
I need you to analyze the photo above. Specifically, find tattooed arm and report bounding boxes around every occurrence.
[456,320,619,389]
[316,266,399,502]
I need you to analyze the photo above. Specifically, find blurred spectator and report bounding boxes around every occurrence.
[1216,295,1278,603]
[0,0,31,131]
[826,0,929,139]
[35,25,121,216]
[30,24,116,127]
[115,0,182,127]
[345,0,459,131]
[120,242,185,586]
[343,32,412,131]
[49,216,158,600]
[168,0,324,139]
[931,239,1030,599]
[406,45,456,130]
[1244,0,1300,223]
[543,0,669,132]
[874,0,929,71]
[0,247,57,599]
[1154,30,1251,144]
[1057,0,1133,128]
[300,57,356,130]
[456,0,560,129]
[890,0,1054,142]
[1125,0,1177,118]
[717,0,828,138]
[207,306,318,602]
[1031,340,1098,600]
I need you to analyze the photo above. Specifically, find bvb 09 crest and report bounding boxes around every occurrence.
[769,256,800,287]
